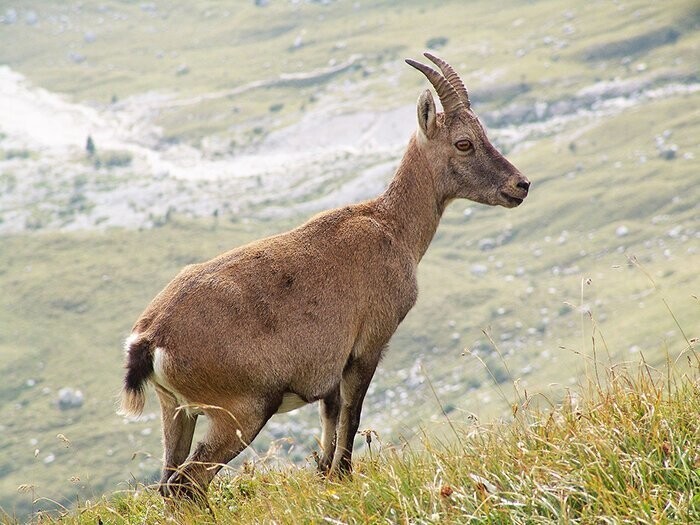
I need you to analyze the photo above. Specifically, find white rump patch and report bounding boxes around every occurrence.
[152,347,196,413]
[153,347,175,392]
[275,392,308,414]
[123,332,139,353]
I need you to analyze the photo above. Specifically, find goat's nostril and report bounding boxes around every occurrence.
[517,180,531,192]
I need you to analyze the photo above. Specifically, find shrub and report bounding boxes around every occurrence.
[95,150,133,169]
[426,36,448,50]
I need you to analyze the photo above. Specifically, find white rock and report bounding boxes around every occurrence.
[667,226,682,238]
[3,9,18,24]
[57,387,84,410]
[615,225,629,237]
[478,238,497,251]
[471,263,488,276]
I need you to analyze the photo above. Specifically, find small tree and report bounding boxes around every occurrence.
[86,135,96,157]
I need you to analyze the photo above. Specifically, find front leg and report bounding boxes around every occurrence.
[331,353,381,475]
[317,386,340,474]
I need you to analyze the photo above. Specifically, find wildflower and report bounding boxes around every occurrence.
[439,484,453,498]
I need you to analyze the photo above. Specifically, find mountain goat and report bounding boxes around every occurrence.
[119,53,530,501]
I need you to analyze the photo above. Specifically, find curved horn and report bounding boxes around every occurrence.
[423,52,471,109]
[405,58,463,115]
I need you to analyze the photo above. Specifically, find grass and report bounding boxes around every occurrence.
[8,325,699,524]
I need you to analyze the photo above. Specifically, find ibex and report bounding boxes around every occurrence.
[119,53,530,501]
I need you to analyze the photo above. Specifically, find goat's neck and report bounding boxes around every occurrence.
[378,135,447,262]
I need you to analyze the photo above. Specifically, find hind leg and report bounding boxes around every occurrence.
[155,388,198,495]
[165,397,272,502]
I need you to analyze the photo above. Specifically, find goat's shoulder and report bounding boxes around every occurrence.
[302,202,396,248]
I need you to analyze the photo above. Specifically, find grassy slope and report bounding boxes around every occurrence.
[12,355,700,523]
[1,0,699,519]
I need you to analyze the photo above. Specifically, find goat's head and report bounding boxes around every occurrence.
[406,53,530,208]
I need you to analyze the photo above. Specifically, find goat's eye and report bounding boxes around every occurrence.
[455,140,473,152]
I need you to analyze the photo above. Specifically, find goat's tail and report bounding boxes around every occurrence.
[117,334,154,417]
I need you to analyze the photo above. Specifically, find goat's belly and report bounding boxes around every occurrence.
[275,392,309,414]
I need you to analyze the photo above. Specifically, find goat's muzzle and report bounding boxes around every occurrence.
[499,176,530,208]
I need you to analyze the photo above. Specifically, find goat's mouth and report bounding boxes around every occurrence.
[499,191,524,208]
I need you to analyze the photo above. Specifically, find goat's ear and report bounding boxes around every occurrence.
[416,89,437,140]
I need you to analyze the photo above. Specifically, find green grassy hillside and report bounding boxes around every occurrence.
[9,352,700,523]
[0,0,698,520]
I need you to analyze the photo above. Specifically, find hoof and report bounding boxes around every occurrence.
[314,453,333,476]
[162,471,208,506]
[334,456,353,478]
